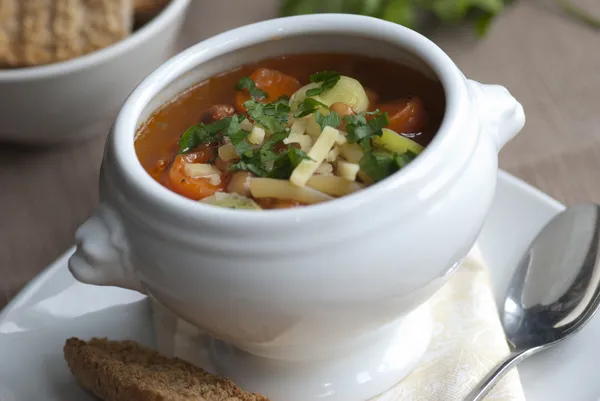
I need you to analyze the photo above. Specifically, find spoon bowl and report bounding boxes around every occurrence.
[466,203,600,401]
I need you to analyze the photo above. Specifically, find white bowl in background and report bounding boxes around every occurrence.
[180,0,279,45]
[0,0,190,144]
[68,14,525,401]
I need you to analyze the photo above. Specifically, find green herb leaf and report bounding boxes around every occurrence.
[229,131,289,177]
[306,70,341,97]
[236,77,268,100]
[269,146,311,179]
[381,0,418,29]
[228,129,310,180]
[359,150,396,182]
[224,115,252,155]
[279,0,511,37]
[244,97,291,133]
[315,110,342,130]
[394,150,418,168]
[230,155,268,177]
[344,111,389,149]
[261,131,288,153]
[294,98,329,118]
[359,148,417,182]
[178,117,232,153]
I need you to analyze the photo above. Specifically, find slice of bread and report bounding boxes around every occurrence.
[63,337,270,401]
[0,0,133,68]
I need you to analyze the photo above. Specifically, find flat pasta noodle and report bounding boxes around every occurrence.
[250,178,333,204]
[306,175,364,197]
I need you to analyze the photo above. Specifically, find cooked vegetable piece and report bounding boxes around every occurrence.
[167,151,225,200]
[378,98,427,133]
[235,68,301,112]
[251,178,333,204]
[339,143,364,163]
[184,163,222,185]
[373,128,424,154]
[290,76,369,113]
[290,126,339,187]
[218,143,237,162]
[200,104,235,124]
[290,118,308,135]
[227,171,253,197]
[330,102,354,117]
[248,125,266,144]
[307,175,364,197]
[201,192,262,210]
[336,160,360,182]
[315,162,334,176]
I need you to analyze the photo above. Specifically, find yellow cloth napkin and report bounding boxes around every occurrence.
[372,246,526,401]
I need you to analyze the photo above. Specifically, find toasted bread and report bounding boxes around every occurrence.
[63,337,270,401]
[0,0,133,68]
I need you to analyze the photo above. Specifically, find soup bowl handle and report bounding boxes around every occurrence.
[68,203,145,293]
[468,80,526,151]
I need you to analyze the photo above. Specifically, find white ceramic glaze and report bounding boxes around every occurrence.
[0,0,190,144]
[68,14,525,401]
[10,172,600,401]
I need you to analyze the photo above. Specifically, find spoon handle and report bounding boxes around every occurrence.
[463,350,529,401]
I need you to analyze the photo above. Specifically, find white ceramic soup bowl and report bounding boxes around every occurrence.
[0,0,189,144]
[68,14,525,401]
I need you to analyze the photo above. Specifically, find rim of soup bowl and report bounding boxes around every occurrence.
[113,14,469,226]
[0,0,191,82]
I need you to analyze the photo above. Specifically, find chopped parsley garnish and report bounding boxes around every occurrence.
[244,97,291,133]
[294,98,328,118]
[178,117,232,153]
[236,77,268,100]
[359,149,418,182]
[269,146,311,179]
[230,155,267,177]
[315,110,342,130]
[344,111,390,150]
[230,132,310,179]
[224,115,252,155]
[306,70,341,97]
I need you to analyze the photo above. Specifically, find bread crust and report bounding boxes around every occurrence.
[0,0,133,67]
[63,337,270,401]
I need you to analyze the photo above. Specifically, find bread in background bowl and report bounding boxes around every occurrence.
[0,0,190,144]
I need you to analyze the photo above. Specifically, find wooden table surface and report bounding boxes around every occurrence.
[1,0,599,308]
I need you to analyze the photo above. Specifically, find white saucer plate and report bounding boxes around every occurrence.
[0,171,597,401]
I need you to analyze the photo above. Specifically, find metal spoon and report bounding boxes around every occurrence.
[465,203,600,401]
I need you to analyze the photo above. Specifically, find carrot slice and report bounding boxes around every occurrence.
[167,149,225,200]
[378,97,427,134]
[235,68,301,112]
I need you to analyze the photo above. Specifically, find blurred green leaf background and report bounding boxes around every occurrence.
[280,0,600,37]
